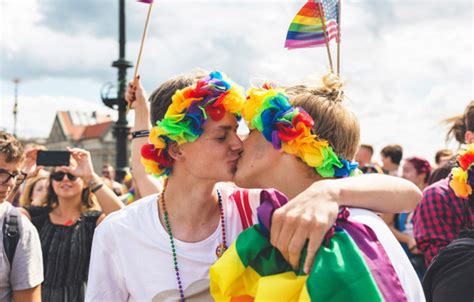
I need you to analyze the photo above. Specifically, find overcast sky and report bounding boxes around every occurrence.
[1,0,472,163]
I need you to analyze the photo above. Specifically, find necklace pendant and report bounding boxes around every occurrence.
[215,243,227,258]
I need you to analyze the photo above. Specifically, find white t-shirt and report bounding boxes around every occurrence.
[85,183,260,302]
[348,208,425,302]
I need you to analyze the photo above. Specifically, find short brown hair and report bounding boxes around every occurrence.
[360,144,374,156]
[149,69,208,125]
[446,100,474,143]
[286,74,360,160]
[0,131,24,163]
[381,144,403,165]
[434,149,453,165]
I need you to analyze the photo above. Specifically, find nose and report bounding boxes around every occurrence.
[229,132,243,153]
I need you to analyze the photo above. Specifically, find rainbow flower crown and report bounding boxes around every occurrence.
[243,84,358,178]
[450,144,474,198]
[141,71,246,176]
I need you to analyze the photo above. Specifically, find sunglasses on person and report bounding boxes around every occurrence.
[51,172,78,182]
[0,169,27,186]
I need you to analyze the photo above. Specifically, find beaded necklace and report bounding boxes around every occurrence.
[159,184,227,302]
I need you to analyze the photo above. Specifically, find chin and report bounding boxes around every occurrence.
[233,172,254,189]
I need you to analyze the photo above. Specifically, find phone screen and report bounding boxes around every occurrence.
[36,151,71,167]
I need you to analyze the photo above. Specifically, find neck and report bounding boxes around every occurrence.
[268,157,321,200]
[385,162,399,172]
[55,196,82,215]
[416,181,426,191]
[160,170,221,242]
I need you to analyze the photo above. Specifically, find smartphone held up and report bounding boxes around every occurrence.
[36,150,71,167]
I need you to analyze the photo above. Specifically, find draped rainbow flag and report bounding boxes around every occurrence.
[210,189,407,302]
[285,0,339,49]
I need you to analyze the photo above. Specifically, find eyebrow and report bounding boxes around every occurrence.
[213,125,236,133]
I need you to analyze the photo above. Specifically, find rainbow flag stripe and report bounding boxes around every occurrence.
[210,189,407,302]
[285,0,338,49]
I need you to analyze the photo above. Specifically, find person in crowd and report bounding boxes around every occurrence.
[383,156,432,278]
[19,175,49,207]
[381,144,403,176]
[85,72,422,301]
[421,145,474,302]
[427,155,456,185]
[413,101,474,302]
[211,76,423,301]
[101,163,126,196]
[414,101,474,266]
[22,147,124,302]
[0,131,43,302]
[355,144,374,168]
[434,149,453,168]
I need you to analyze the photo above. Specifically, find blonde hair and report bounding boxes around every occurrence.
[286,74,360,160]
[19,175,48,207]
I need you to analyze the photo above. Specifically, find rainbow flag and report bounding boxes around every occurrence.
[210,189,407,302]
[285,0,339,49]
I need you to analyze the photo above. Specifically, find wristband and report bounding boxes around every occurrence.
[91,183,104,193]
[131,130,150,139]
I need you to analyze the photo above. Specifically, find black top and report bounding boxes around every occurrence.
[26,206,102,302]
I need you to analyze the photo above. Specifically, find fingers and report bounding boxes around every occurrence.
[271,209,298,263]
[126,75,140,106]
[270,208,284,247]
[303,229,324,274]
[287,225,308,270]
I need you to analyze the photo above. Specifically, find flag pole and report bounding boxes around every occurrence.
[336,0,341,76]
[317,3,334,73]
[133,2,154,80]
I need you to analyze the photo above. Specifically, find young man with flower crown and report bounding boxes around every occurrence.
[86,71,422,302]
[210,76,424,301]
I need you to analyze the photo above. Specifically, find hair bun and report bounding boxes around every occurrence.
[311,73,345,103]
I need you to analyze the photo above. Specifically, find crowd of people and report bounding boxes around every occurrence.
[0,70,472,302]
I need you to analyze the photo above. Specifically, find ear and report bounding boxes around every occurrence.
[465,130,474,144]
[167,142,184,162]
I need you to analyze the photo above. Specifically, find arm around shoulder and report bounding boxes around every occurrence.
[328,174,422,213]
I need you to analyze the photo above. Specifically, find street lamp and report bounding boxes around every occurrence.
[102,0,133,182]
[12,78,20,138]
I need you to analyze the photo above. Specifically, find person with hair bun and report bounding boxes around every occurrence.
[211,75,424,301]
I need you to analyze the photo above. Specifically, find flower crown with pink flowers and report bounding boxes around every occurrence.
[243,84,358,178]
[140,71,245,177]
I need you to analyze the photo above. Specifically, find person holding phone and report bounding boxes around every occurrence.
[22,147,124,302]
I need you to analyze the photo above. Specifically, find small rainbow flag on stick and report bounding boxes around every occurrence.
[285,0,339,49]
